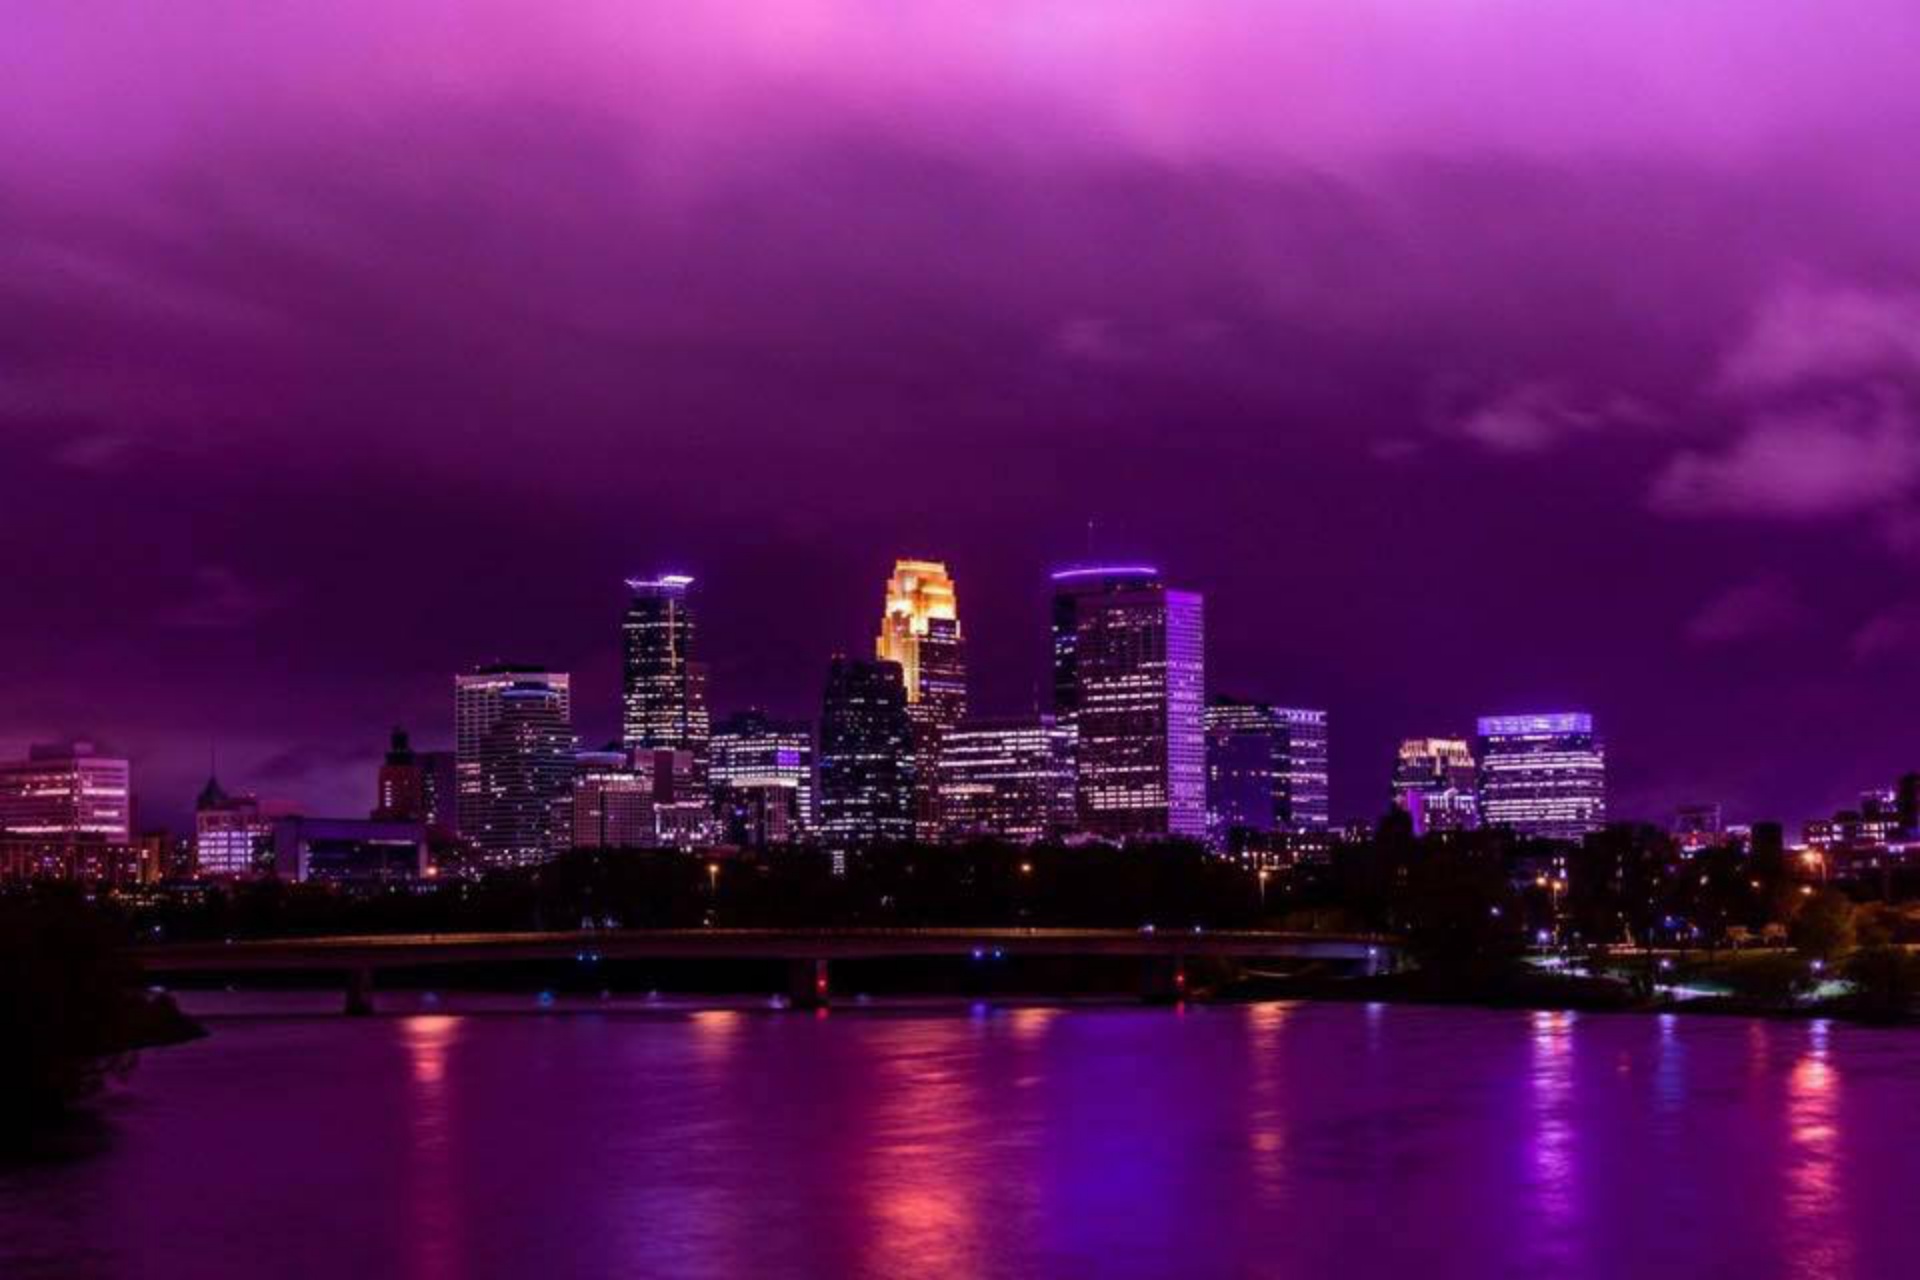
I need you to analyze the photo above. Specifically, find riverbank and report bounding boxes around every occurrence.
[1227,957,1919,1025]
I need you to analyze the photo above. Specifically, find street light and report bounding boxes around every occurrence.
[1257,867,1271,908]
[707,861,720,896]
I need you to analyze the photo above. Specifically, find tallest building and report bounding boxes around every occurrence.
[622,574,710,784]
[876,559,966,834]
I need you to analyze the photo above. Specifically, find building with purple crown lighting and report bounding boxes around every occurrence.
[1475,713,1606,841]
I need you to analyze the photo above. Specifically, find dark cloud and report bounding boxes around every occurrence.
[5,4,1920,830]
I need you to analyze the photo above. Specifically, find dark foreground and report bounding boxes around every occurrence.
[5,997,1920,1280]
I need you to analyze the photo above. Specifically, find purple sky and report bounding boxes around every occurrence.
[7,2,1920,831]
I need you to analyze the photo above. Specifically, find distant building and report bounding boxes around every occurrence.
[716,782,806,848]
[622,574,709,792]
[876,559,966,836]
[710,710,814,840]
[455,665,574,867]
[193,774,274,877]
[1274,708,1331,831]
[818,656,916,847]
[1393,737,1479,835]
[1475,713,1606,841]
[640,748,715,849]
[1205,699,1331,840]
[1205,700,1279,847]
[1051,566,1206,841]
[0,742,132,843]
[268,817,428,884]
[938,715,1076,843]
[374,727,426,822]
[1673,802,1724,851]
[565,750,657,852]
[417,749,457,833]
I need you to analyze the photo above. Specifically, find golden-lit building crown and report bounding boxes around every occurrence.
[876,558,961,704]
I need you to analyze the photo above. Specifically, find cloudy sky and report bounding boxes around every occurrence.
[6,2,1920,829]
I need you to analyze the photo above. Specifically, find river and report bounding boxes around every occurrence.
[4,996,1918,1279]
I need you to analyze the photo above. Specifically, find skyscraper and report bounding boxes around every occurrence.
[817,657,916,847]
[1392,737,1479,835]
[876,558,966,835]
[455,665,574,867]
[622,574,709,786]
[1476,713,1606,841]
[1052,567,1206,841]
[1205,699,1279,846]
[1273,707,1331,831]
[0,742,132,843]
[710,710,815,837]
[938,715,1077,843]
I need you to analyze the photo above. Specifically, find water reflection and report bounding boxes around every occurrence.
[1529,1010,1577,1260]
[860,1025,988,1278]
[7,1003,1917,1280]
[1784,1020,1850,1280]
[1245,1002,1293,1209]
[402,1016,463,1280]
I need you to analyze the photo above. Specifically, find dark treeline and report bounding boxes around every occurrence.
[1,886,201,1138]
[123,821,1920,969]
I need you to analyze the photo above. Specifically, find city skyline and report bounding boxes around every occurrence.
[0,548,1892,837]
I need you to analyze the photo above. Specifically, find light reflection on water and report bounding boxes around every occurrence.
[4,1001,1918,1280]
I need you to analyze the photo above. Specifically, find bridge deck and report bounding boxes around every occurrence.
[139,927,1395,972]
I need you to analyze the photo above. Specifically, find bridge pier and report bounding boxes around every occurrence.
[344,966,376,1017]
[786,958,830,1010]
[1139,955,1188,1004]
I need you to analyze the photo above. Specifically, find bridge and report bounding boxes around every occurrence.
[137,927,1399,1014]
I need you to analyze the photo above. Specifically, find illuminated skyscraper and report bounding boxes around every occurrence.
[1052,567,1206,841]
[938,715,1076,843]
[1475,713,1606,841]
[1392,737,1479,835]
[0,742,131,843]
[818,657,916,847]
[711,710,815,838]
[455,665,574,867]
[622,574,709,787]
[876,559,966,835]
[1274,707,1331,831]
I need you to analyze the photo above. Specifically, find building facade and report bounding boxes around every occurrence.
[268,817,428,884]
[1205,698,1279,847]
[455,665,574,867]
[1273,707,1331,831]
[1392,737,1479,835]
[621,574,709,790]
[1475,713,1607,841]
[876,559,966,836]
[710,710,815,839]
[1052,567,1206,841]
[938,715,1076,843]
[0,742,132,843]
[817,657,916,847]
[193,774,274,877]
[565,750,658,851]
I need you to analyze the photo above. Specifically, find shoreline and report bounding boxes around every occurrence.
[145,973,1920,1028]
